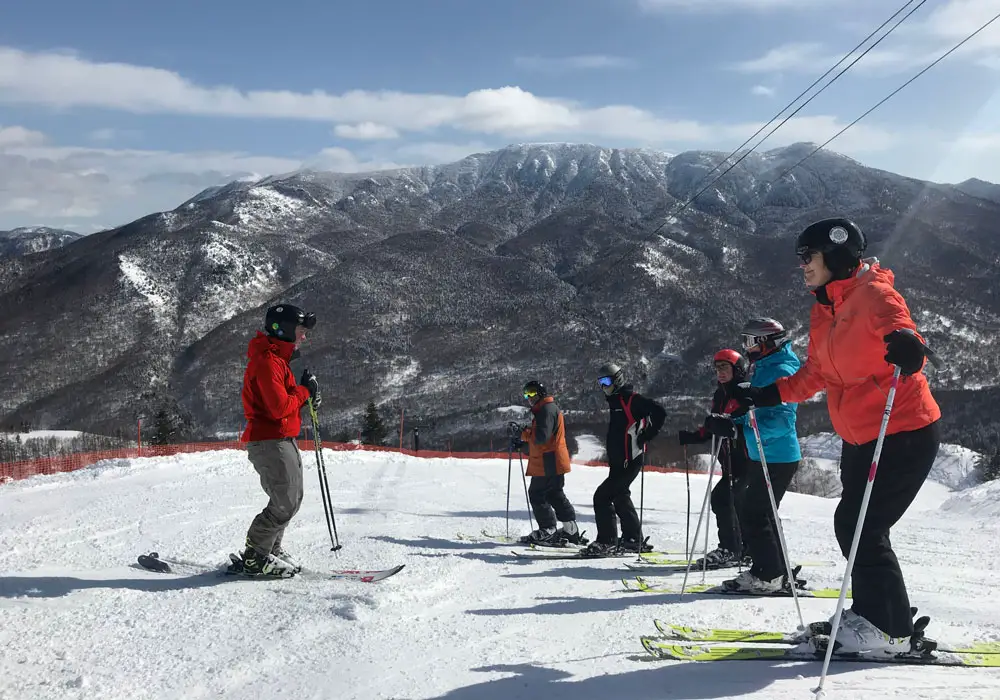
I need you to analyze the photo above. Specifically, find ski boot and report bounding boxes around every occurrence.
[517,527,557,545]
[618,536,653,554]
[232,547,297,578]
[695,547,741,569]
[554,521,589,546]
[579,541,617,558]
[271,547,302,573]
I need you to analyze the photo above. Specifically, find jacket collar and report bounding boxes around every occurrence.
[248,331,296,362]
[531,396,554,413]
[814,257,879,307]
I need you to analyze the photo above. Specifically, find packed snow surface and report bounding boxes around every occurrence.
[2,449,1000,699]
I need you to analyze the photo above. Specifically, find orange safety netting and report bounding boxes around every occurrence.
[1,439,704,484]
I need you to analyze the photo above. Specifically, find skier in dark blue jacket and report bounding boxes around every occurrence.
[702,318,801,593]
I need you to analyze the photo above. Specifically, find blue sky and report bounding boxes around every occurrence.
[1,0,999,230]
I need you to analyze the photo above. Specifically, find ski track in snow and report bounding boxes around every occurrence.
[2,449,1000,699]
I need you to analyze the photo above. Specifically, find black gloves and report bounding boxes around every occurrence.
[884,330,927,376]
[703,413,738,440]
[637,429,656,447]
[510,437,526,450]
[678,429,703,445]
[300,370,321,410]
[731,382,782,408]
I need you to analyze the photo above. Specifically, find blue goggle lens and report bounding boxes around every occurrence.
[598,376,614,387]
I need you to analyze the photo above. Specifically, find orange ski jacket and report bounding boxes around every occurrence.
[521,396,572,477]
[775,262,940,446]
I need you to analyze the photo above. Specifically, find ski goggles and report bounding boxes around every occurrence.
[597,376,615,387]
[523,388,539,399]
[741,334,766,351]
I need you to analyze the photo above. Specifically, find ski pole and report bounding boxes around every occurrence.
[636,439,647,563]
[747,408,803,630]
[814,365,902,698]
[681,436,722,594]
[506,440,513,541]
[683,445,692,560]
[308,398,341,552]
[518,449,534,532]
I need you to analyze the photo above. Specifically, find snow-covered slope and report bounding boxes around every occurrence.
[2,450,999,699]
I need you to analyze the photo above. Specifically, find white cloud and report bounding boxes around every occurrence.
[751,85,777,97]
[638,0,842,11]
[514,55,637,72]
[734,0,1000,75]
[0,137,302,229]
[333,122,400,140]
[0,124,46,147]
[732,43,831,73]
[0,46,883,148]
[304,147,404,172]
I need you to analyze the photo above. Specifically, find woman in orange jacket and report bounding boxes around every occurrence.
[736,217,940,655]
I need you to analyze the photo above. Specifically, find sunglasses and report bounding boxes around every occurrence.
[798,248,819,265]
[597,376,614,387]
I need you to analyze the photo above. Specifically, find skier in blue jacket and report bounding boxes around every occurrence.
[702,318,801,593]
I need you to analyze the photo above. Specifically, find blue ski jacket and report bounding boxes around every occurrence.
[733,343,802,464]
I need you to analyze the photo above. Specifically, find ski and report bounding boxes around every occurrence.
[640,638,1000,666]
[135,552,404,583]
[511,549,635,561]
[624,558,833,570]
[455,532,520,544]
[622,576,848,598]
[511,549,655,561]
[328,565,405,582]
[648,619,1000,654]
[652,619,823,644]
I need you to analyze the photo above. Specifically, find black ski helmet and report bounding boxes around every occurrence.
[796,217,867,280]
[741,318,789,361]
[597,363,625,395]
[265,303,316,342]
[522,380,547,399]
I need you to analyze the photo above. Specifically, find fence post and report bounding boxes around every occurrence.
[137,419,142,457]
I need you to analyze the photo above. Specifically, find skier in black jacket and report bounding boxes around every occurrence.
[678,348,751,568]
[581,363,667,557]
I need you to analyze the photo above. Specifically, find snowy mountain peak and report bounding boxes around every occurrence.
[0,226,82,256]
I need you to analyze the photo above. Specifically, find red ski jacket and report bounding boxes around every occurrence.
[241,332,310,442]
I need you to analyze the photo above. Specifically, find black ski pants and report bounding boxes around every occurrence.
[835,421,939,638]
[528,475,576,530]
[593,456,644,545]
[743,460,799,581]
[711,470,747,556]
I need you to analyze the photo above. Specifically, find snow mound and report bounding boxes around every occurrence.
[800,432,981,491]
[939,478,1000,518]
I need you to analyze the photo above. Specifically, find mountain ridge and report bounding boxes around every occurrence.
[1,141,998,464]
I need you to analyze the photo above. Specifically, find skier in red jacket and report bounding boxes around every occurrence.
[237,303,321,577]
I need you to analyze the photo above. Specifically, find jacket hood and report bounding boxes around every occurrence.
[248,331,295,362]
